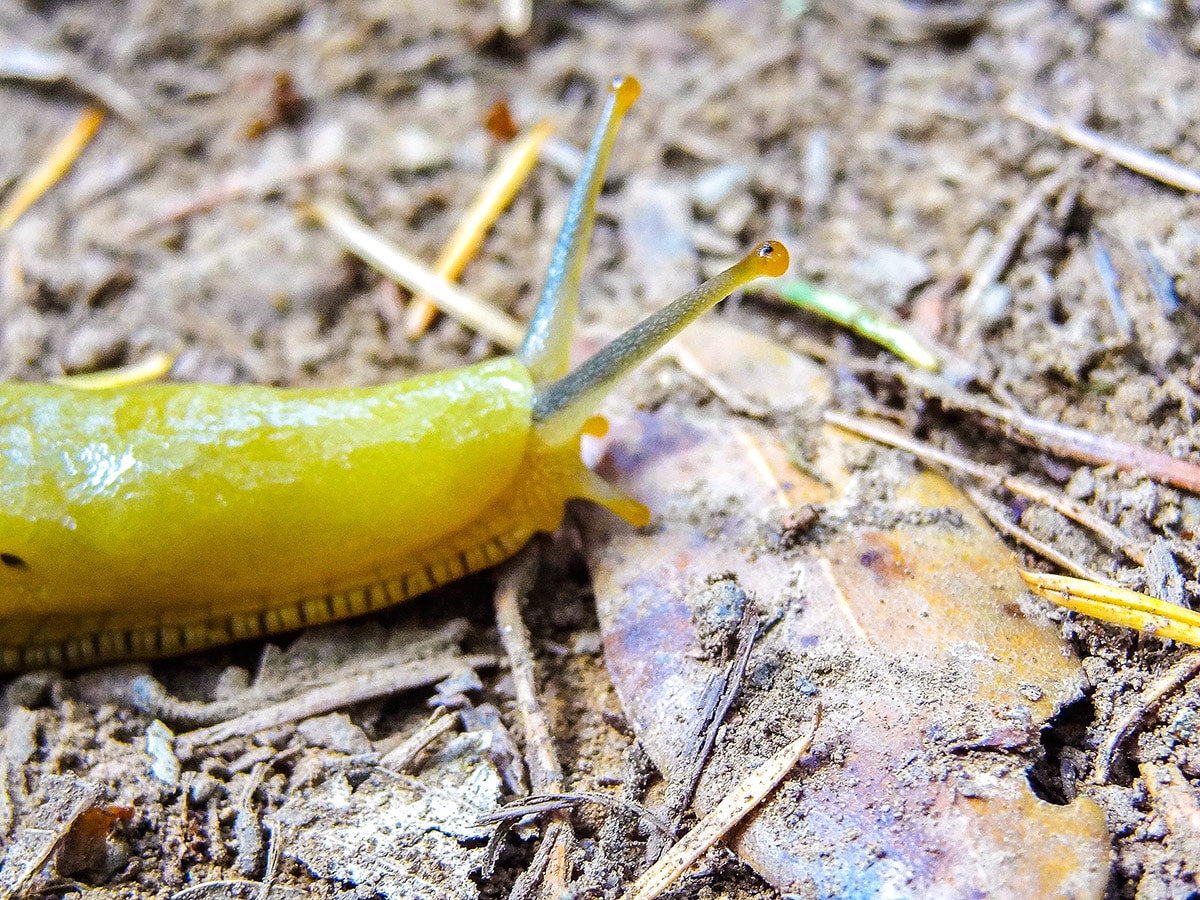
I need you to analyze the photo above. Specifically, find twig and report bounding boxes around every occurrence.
[309,200,525,349]
[495,547,560,794]
[664,603,762,832]
[478,791,673,836]
[379,708,458,771]
[1094,651,1200,782]
[966,487,1115,584]
[0,106,104,233]
[1020,570,1200,648]
[132,619,472,727]
[958,167,1071,347]
[174,653,496,756]
[493,547,577,899]
[824,410,1145,565]
[624,709,821,900]
[906,369,1200,494]
[407,121,552,338]
[1006,97,1200,194]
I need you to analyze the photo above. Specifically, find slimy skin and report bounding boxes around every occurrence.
[0,75,788,670]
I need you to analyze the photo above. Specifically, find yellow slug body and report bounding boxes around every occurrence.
[0,360,635,669]
[0,75,788,670]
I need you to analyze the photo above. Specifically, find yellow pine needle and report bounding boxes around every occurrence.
[1020,570,1200,647]
[405,120,553,338]
[51,351,175,390]
[0,107,105,234]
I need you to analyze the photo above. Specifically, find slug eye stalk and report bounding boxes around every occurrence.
[533,241,789,447]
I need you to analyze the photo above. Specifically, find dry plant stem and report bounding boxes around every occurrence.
[625,709,821,900]
[1095,651,1200,783]
[957,167,1071,349]
[667,605,762,832]
[907,370,1200,494]
[824,410,1145,564]
[133,619,471,727]
[479,792,673,836]
[1007,97,1200,194]
[407,121,552,337]
[174,653,496,756]
[964,486,1116,584]
[311,200,526,349]
[379,708,458,771]
[0,106,104,233]
[493,547,575,899]
[495,546,562,794]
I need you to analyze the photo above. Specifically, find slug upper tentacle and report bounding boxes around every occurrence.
[0,75,787,671]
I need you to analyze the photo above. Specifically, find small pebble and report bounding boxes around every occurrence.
[59,325,128,374]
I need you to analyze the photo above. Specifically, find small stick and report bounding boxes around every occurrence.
[174,653,496,755]
[907,370,1200,494]
[966,487,1116,584]
[624,709,820,900]
[493,548,576,899]
[665,604,762,831]
[495,546,561,794]
[1094,651,1200,782]
[1006,97,1200,194]
[958,167,1071,347]
[478,791,673,836]
[407,121,553,338]
[1020,570,1200,648]
[824,410,1145,565]
[310,200,526,350]
[378,708,458,771]
[0,774,103,900]
[0,106,104,233]
[132,618,472,727]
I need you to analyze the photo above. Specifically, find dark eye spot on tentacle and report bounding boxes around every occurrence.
[1,553,28,570]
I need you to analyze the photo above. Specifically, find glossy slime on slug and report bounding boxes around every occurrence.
[0,76,788,671]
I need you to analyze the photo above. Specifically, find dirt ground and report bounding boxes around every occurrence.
[2,0,1200,897]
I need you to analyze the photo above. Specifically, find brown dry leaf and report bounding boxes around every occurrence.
[585,321,1110,899]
